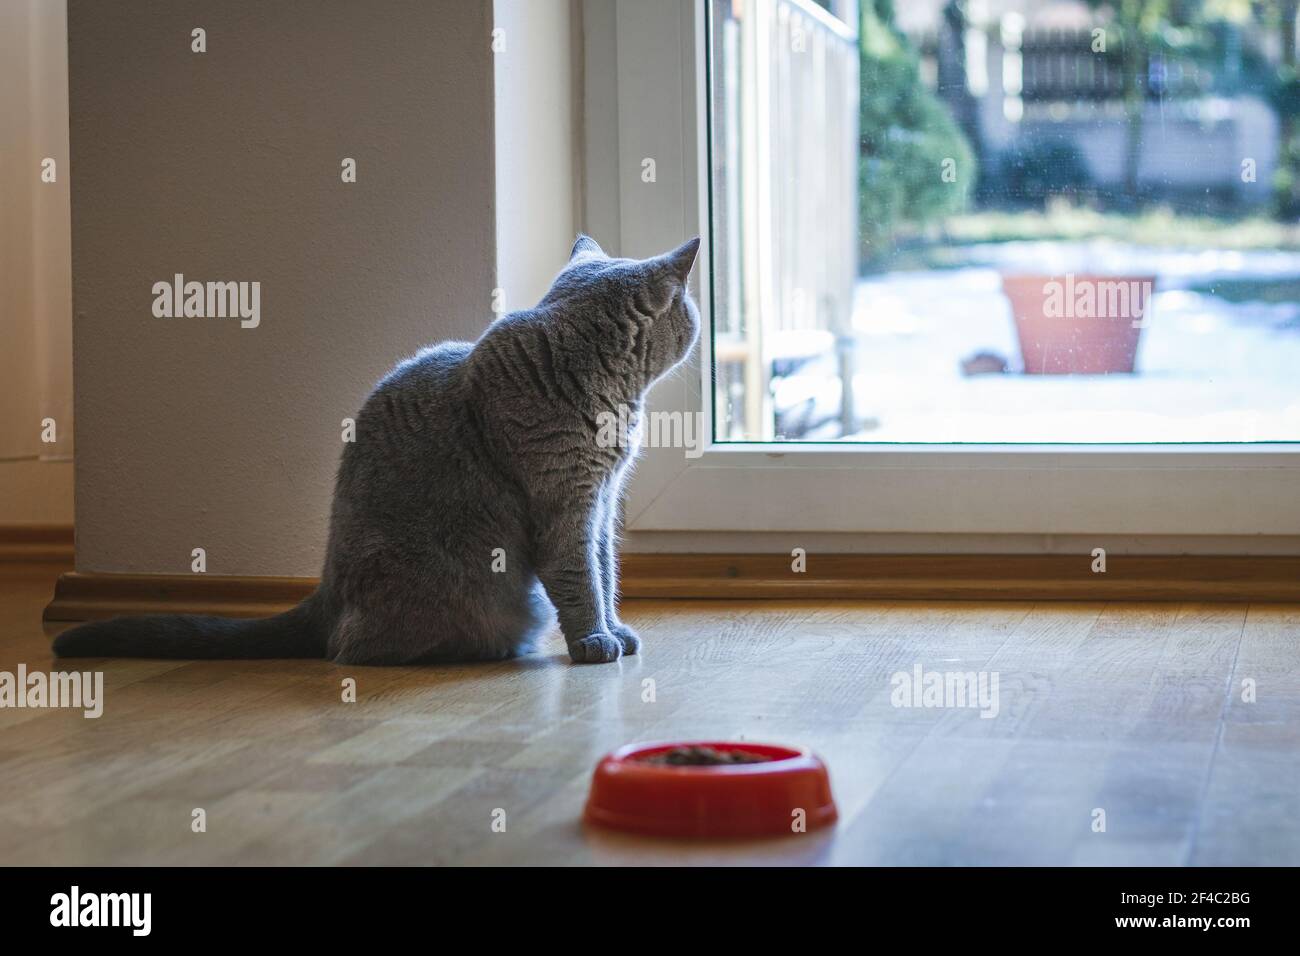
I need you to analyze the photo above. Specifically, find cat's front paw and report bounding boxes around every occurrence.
[609,622,641,656]
[568,632,624,664]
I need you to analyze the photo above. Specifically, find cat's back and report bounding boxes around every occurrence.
[377,340,475,395]
[343,341,476,481]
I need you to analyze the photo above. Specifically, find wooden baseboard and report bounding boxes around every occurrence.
[44,572,315,625]
[620,554,1300,601]
[41,553,1300,626]
[0,524,74,563]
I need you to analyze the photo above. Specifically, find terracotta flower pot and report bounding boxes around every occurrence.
[1001,273,1156,374]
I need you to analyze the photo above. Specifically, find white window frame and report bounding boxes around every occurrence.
[587,0,1300,543]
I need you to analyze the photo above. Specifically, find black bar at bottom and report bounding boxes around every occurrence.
[0,866,1285,940]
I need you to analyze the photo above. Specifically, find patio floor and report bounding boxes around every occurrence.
[780,241,1300,443]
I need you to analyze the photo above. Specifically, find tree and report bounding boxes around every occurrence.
[1089,0,1295,212]
[1266,0,1300,218]
[1086,0,1183,205]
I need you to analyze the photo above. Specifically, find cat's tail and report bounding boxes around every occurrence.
[52,594,327,660]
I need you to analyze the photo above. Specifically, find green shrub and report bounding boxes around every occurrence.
[858,0,974,266]
[978,137,1094,208]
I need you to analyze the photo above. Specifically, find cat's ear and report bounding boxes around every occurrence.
[570,234,606,261]
[659,236,700,283]
[641,237,701,312]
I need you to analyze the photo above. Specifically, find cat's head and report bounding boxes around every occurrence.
[543,235,701,388]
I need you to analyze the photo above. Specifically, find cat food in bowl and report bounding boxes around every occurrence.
[584,740,837,838]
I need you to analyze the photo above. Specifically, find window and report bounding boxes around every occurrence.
[591,0,1300,543]
[707,0,1300,444]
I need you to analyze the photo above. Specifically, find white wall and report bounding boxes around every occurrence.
[69,0,498,575]
[493,0,578,309]
[0,461,74,525]
[0,0,73,525]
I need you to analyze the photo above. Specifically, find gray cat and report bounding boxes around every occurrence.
[54,235,700,665]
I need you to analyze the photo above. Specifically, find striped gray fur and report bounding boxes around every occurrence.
[55,235,700,664]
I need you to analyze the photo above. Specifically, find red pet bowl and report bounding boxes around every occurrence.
[584,741,837,839]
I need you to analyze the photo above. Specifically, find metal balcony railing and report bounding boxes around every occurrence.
[710,0,860,440]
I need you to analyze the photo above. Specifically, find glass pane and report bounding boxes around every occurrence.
[707,0,1300,443]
